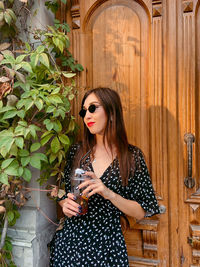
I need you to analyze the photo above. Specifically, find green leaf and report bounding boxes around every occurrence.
[10,143,18,156]
[62,72,76,78]
[24,128,30,138]
[61,0,67,4]
[16,55,27,64]
[0,147,7,158]
[1,158,15,169]
[52,37,60,48]
[29,124,41,139]
[35,99,43,111]
[39,53,49,68]
[22,168,31,182]
[21,156,30,167]
[16,99,25,109]
[36,45,45,54]
[58,151,63,164]
[53,120,62,132]
[0,105,16,114]
[50,170,59,176]
[18,166,24,176]
[7,8,17,22]
[14,125,25,135]
[58,40,64,53]
[34,153,48,163]
[0,173,8,185]
[18,121,28,127]
[30,142,41,152]
[0,136,12,148]
[52,87,61,95]
[46,105,55,113]
[48,95,63,104]
[30,53,39,67]
[25,99,34,110]
[2,110,18,119]
[14,210,20,219]
[15,63,22,71]
[21,62,33,73]
[4,160,19,176]
[68,94,74,100]
[0,137,14,156]
[30,155,41,169]
[5,239,13,251]
[58,134,70,145]
[41,130,53,139]
[17,110,25,119]
[15,137,24,149]
[67,119,75,132]
[4,10,12,26]
[44,119,54,131]
[18,149,29,157]
[25,42,31,52]
[40,133,54,146]
[7,211,14,223]
[51,137,60,153]
[49,153,57,164]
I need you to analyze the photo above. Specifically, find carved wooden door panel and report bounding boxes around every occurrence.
[58,0,200,266]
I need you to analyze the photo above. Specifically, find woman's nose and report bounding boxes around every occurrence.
[84,110,92,120]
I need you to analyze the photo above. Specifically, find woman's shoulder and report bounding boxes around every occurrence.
[66,142,82,157]
[128,144,146,167]
[128,144,143,156]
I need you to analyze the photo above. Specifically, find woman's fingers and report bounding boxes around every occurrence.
[62,193,81,217]
[78,179,95,189]
[75,171,112,199]
[81,182,98,196]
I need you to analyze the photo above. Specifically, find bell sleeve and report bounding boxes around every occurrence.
[127,148,160,217]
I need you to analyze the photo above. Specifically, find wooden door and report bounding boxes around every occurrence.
[59,0,200,266]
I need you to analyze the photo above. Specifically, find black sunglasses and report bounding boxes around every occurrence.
[79,104,100,118]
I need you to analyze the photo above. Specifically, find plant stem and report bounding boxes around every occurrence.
[0,216,8,250]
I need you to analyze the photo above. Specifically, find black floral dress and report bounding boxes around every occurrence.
[50,144,160,267]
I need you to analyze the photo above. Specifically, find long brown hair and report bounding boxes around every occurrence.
[78,87,133,186]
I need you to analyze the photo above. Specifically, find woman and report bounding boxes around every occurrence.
[50,87,160,266]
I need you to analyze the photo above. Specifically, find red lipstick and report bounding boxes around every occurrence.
[87,122,95,127]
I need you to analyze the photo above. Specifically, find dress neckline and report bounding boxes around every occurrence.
[90,157,117,179]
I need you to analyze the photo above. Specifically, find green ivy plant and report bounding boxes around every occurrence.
[0,0,83,265]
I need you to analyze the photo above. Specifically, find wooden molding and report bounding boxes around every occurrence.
[152,0,162,17]
[183,0,193,13]
[129,256,159,266]
[189,224,200,265]
[128,218,159,258]
[70,0,80,29]
[185,188,200,204]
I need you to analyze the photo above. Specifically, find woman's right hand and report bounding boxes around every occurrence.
[59,193,80,217]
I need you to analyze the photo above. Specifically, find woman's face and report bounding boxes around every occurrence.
[83,93,108,136]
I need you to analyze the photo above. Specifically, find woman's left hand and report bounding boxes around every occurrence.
[78,171,114,200]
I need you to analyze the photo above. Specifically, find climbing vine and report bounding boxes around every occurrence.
[0,0,83,265]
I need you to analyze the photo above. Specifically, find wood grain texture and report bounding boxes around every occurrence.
[57,0,200,266]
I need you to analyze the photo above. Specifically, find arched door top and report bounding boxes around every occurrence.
[83,0,150,32]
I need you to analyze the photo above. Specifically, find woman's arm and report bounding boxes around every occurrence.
[80,171,145,220]
[107,189,145,220]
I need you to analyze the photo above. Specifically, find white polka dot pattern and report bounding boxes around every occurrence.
[49,144,160,266]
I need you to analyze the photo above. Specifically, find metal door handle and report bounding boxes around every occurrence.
[184,133,195,188]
